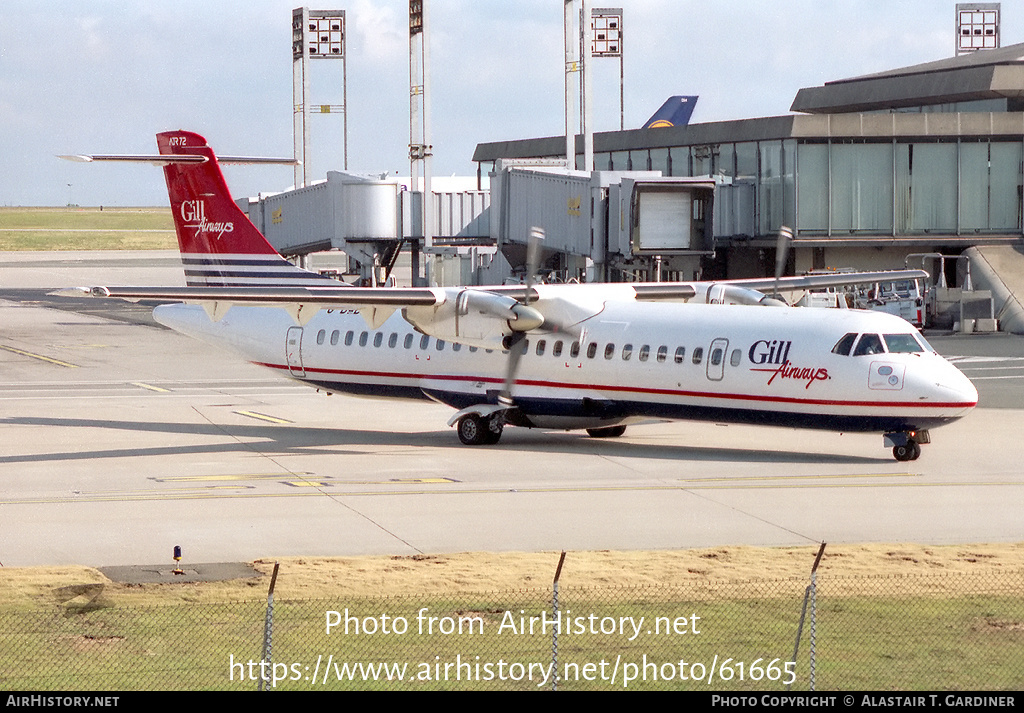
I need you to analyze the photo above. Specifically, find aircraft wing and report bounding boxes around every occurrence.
[54,268,926,347]
[712,269,929,294]
[53,284,549,342]
[55,284,443,306]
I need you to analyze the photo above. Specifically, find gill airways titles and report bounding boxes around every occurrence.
[180,200,234,241]
[748,339,830,389]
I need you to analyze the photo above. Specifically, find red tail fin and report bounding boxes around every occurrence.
[156,130,330,287]
[157,130,276,256]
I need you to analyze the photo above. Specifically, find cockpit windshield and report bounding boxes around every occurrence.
[853,333,884,356]
[832,331,932,356]
[884,333,927,353]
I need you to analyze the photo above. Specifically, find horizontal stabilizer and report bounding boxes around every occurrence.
[59,154,297,166]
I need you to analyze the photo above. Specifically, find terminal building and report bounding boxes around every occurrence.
[246,39,1024,330]
[473,43,1024,287]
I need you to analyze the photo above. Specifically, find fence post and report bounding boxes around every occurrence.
[258,562,280,691]
[789,542,825,691]
[551,551,566,691]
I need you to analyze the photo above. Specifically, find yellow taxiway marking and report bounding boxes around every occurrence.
[152,472,315,483]
[131,382,171,393]
[0,345,78,368]
[233,410,293,424]
[283,481,332,487]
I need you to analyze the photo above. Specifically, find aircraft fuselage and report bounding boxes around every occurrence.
[155,297,977,437]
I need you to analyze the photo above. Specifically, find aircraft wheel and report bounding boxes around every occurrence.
[483,414,504,444]
[586,425,627,438]
[457,415,487,446]
[892,440,921,462]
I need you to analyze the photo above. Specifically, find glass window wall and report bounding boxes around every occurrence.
[831,142,894,234]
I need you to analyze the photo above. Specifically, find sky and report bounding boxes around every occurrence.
[0,1,1017,206]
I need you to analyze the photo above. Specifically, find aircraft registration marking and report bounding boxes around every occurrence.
[0,345,78,368]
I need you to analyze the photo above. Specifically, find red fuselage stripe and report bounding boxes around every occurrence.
[254,361,976,410]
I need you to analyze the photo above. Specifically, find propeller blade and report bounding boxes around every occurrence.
[499,227,546,407]
[773,226,793,300]
[499,333,528,407]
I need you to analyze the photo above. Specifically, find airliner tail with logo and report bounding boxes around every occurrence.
[58,130,977,461]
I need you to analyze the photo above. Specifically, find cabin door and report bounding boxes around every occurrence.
[706,338,729,381]
[285,326,305,377]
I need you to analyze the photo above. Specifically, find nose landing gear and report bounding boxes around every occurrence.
[892,440,922,462]
[885,430,930,462]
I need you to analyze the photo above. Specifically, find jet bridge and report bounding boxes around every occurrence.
[238,171,490,286]
[237,165,718,286]
[489,163,716,283]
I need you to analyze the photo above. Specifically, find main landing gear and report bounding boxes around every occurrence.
[456,412,504,445]
[885,430,930,462]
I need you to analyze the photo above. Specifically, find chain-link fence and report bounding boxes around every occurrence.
[2,569,1022,690]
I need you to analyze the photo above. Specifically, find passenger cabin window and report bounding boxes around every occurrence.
[587,343,598,359]
[330,330,340,346]
[359,331,368,347]
[552,341,563,357]
[453,342,462,352]
[345,330,354,346]
[853,333,884,356]
[436,339,446,351]
[692,347,704,365]
[373,333,383,348]
[832,333,857,356]
[638,345,650,362]
[710,347,724,367]
[730,349,742,367]
[657,346,668,363]
[316,329,326,345]
[884,334,925,353]
[604,343,615,360]
[420,335,430,350]
[674,347,685,364]
[622,344,633,361]
[388,333,398,348]
[404,334,414,349]
[536,340,546,356]
[570,341,580,358]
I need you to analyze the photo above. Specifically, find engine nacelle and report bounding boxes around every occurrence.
[692,283,786,307]
[403,288,544,351]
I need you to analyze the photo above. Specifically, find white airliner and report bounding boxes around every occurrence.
[60,130,978,461]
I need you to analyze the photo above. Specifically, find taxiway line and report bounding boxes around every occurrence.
[0,345,78,368]
[233,410,293,424]
[4,479,1022,505]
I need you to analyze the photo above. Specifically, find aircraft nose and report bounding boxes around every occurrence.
[935,362,978,410]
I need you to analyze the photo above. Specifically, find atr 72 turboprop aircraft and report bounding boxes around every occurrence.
[60,130,977,461]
